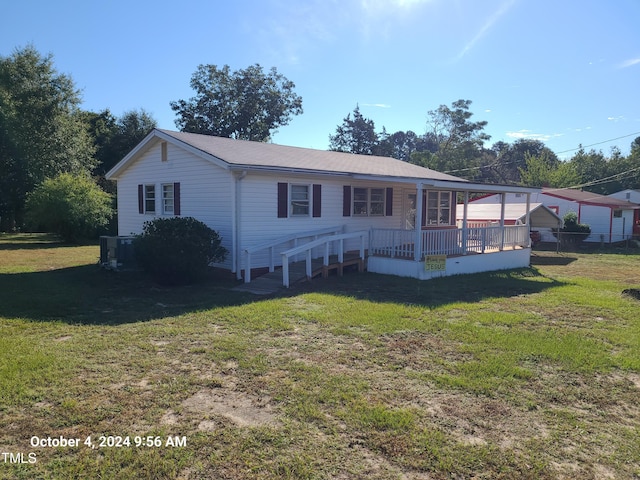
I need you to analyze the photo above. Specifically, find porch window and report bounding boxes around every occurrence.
[353,187,385,216]
[427,191,451,225]
[162,183,174,214]
[144,185,156,213]
[291,184,310,216]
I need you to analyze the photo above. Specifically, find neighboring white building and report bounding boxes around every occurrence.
[608,190,640,236]
[472,188,638,243]
[106,129,539,283]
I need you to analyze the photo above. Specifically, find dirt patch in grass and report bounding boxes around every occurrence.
[163,387,278,430]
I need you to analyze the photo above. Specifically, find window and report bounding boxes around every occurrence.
[370,188,385,216]
[353,188,368,215]
[613,209,622,218]
[290,184,309,216]
[144,185,155,213]
[162,183,174,214]
[426,191,451,225]
[353,187,385,216]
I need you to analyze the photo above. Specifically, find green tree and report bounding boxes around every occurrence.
[25,173,113,243]
[377,130,420,161]
[410,99,490,179]
[568,147,608,194]
[488,139,559,184]
[170,64,303,142]
[519,152,579,188]
[329,105,379,155]
[87,108,157,188]
[0,46,96,231]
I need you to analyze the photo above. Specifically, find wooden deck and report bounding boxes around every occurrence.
[232,253,365,295]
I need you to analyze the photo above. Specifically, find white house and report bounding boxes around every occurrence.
[106,129,540,284]
[607,189,640,236]
[472,188,638,243]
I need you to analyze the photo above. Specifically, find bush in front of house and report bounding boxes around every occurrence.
[133,217,227,285]
[556,212,591,248]
[25,173,113,243]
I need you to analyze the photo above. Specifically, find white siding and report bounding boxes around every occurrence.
[236,172,408,269]
[115,141,234,269]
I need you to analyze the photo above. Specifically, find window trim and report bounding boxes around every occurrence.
[161,183,174,215]
[426,191,452,225]
[352,187,387,217]
[144,184,156,214]
[290,184,310,217]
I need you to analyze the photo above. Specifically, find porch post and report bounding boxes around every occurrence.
[415,183,423,261]
[525,193,531,247]
[500,193,506,251]
[462,191,469,255]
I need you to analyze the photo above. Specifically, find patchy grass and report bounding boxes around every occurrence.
[1,235,639,479]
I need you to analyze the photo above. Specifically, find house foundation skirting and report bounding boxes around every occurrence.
[367,248,531,280]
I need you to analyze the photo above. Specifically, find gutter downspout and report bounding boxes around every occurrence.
[234,170,248,280]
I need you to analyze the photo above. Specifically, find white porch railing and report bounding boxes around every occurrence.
[243,226,343,283]
[370,225,529,259]
[280,231,368,287]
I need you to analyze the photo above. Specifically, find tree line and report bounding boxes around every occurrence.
[329,102,640,193]
[2,45,639,236]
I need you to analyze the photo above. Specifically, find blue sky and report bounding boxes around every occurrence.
[2,0,640,159]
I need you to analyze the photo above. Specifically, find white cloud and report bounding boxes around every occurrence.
[506,129,563,141]
[361,103,392,108]
[455,0,517,61]
[607,116,625,122]
[619,58,640,68]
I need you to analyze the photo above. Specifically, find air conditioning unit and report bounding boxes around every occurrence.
[99,236,135,270]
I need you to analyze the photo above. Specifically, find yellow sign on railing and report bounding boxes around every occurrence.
[424,255,446,271]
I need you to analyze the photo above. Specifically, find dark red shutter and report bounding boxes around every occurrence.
[343,186,351,217]
[385,188,393,216]
[138,184,144,214]
[174,182,181,216]
[313,184,321,218]
[277,182,288,218]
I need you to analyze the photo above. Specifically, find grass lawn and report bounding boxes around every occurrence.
[1,233,639,479]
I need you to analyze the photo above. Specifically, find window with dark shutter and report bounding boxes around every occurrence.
[343,186,351,216]
[313,184,321,218]
[138,185,144,214]
[277,182,288,218]
[174,182,181,215]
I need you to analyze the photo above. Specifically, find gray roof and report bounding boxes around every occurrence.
[156,129,465,182]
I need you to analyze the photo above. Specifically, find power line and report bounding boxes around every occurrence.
[555,131,640,155]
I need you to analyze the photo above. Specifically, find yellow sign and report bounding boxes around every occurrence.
[424,255,446,271]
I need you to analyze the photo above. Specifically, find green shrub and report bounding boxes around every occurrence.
[25,173,113,243]
[556,212,591,247]
[133,217,227,285]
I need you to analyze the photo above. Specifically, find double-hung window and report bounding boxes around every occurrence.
[144,185,156,213]
[426,191,451,225]
[290,185,310,216]
[353,187,385,216]
[162,183,174,215]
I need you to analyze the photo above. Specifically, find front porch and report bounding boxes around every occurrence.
[368,224,531,280]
